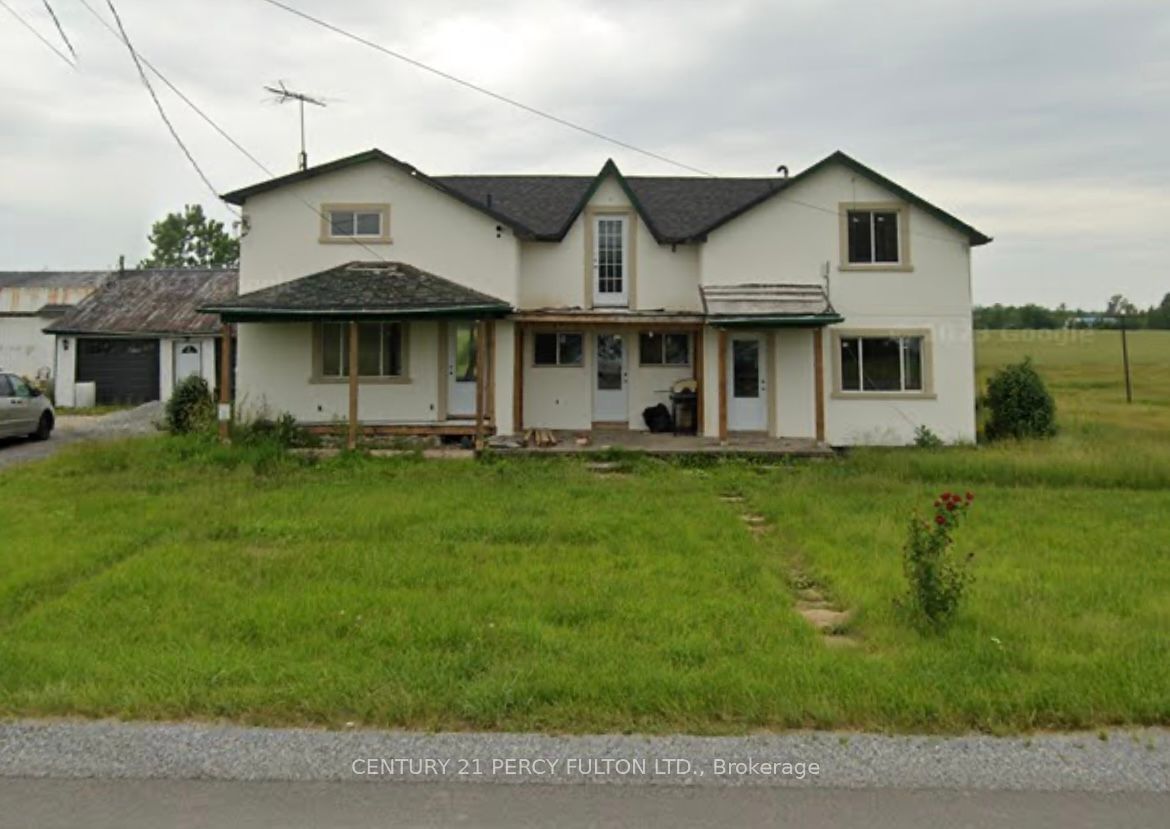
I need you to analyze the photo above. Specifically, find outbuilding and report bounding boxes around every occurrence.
[47,268,237,406]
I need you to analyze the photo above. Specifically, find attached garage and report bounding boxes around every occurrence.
[76,338,160,405]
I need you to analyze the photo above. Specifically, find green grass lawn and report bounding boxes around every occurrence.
[0,330,1166,734]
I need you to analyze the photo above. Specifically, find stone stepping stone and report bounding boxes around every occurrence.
[797,606,854,632]
[719,494,745,503]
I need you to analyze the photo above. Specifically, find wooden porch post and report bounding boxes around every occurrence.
[717,328,728,442]
[347,320,359,450]
[218,322,231,443]
[513,324,524,433]
[693,325,704,436]
[813,327,826,444]
[486,320,496,426]
[474,319,487,448]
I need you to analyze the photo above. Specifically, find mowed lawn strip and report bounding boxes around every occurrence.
[0,329,1166,734]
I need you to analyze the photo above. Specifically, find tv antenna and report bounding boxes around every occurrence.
[264,81,327,171]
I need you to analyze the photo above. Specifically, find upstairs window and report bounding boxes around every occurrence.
[639,332,690,366]
[847,209,900,264]
[839,335,924,393]
[322,205,390,242]
[533,332,584,367]
[592,215,629,306]
[321,322,403,378]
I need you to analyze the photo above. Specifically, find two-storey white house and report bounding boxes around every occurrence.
[203,149,991,446]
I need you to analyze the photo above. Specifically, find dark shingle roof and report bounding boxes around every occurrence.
[0,270,110,290]
[47,269,238,336]
[221,149,991,247]
[200,262,510,321]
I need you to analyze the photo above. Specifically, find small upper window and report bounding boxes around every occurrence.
[324,206,388,241]
[533,332,584,367]
[639,332,690,366]
[839,335,924,393]
[847,210,900,264]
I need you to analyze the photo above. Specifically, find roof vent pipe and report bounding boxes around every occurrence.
[776,165,789,178]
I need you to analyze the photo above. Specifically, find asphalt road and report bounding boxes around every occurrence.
[1,778,1166,829]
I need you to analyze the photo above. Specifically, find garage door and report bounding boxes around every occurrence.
[76,339,160,405]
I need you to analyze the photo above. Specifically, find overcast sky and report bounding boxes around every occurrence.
[1,0,1167,308]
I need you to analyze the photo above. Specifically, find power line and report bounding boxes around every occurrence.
[102,0,236,214]
[0,0,75,68]
[255,0,716,178]
[41,0,76,60]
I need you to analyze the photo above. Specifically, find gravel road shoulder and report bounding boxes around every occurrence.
[1,720,1166,792]
[0,402,161,470]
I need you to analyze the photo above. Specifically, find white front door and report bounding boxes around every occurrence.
[447,321,477,418]
[174,342,202,384]
[592,332,628,423]
[728,333,767,431]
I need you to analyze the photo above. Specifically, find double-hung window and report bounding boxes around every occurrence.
[321,322,403,378]
[533,332,584,367]
[838,335,925,393]
[846,209,901,265]
[639,332,689,366]
[592,215,629,306]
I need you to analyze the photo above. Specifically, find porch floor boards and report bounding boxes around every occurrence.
[504,429,834,458]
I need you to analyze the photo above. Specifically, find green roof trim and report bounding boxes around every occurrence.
[710,313,845,328]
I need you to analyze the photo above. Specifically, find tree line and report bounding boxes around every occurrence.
[975,294,1170,330]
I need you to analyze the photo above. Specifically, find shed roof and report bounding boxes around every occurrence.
[46,268,238,336]
[0,270,110,290]
[700,283,843,327]
[199,262,511,322]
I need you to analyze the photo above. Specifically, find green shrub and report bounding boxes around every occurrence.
[232,410,317,449]
[899,490,976,631]
[984,358,1057,440]
[165,375,215,434]
[913,425,944,448]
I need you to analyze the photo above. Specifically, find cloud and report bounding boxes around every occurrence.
[0,0,1166,306]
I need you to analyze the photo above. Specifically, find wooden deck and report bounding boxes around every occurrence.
[497,429,834,458]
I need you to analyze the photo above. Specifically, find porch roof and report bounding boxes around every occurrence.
[700,283,843,328]
[199,261,512,322]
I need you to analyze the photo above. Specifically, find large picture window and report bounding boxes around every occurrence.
[321,322,403,378]
[639,332,689,366]
[838,335,924,393]
[846,209,900,264]
[533,332,584,366]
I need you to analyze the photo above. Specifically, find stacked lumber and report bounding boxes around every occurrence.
[524,428,559,448]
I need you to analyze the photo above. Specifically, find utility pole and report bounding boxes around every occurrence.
[1120,311,1133,404]
[264,82,327,171]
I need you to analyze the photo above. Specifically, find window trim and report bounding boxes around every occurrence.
[310,321,410,384]
[638,331,691,367]
[319,203,392,244]
[584,207,637,309]
[830,328,935,399]
[531,331,586,368]
[838,202,912,271]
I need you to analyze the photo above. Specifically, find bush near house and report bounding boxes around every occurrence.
[983,358,1057,440]
[164,375,215,434]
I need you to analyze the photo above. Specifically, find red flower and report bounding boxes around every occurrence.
[933,500,942,508]
[935,515,947,526]
[947,502,957,511]
[941,492,953,501]
[966,491,975,502]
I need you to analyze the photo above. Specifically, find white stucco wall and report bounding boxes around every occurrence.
[238,160,521,303]
[518,175,701,312]
[775,329,816,439]
[0,316,56,380]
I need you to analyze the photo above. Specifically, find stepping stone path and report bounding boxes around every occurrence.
[722,491,860,648]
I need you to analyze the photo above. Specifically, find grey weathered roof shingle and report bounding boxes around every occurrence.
[46,268,238,336]
[200,262,510,320]
[0,270,110,290]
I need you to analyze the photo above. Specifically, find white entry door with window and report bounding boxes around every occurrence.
[592,215,629,307]
[592,332,627,423]
[447,321,477,418]
[174,342,202,386]
[728,333,767,431]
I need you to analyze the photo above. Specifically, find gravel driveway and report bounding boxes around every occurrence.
[0,402,162,471]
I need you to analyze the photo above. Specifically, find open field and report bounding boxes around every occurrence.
[0,331,1166,734]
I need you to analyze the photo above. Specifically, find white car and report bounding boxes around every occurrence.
[0,371,54,441]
